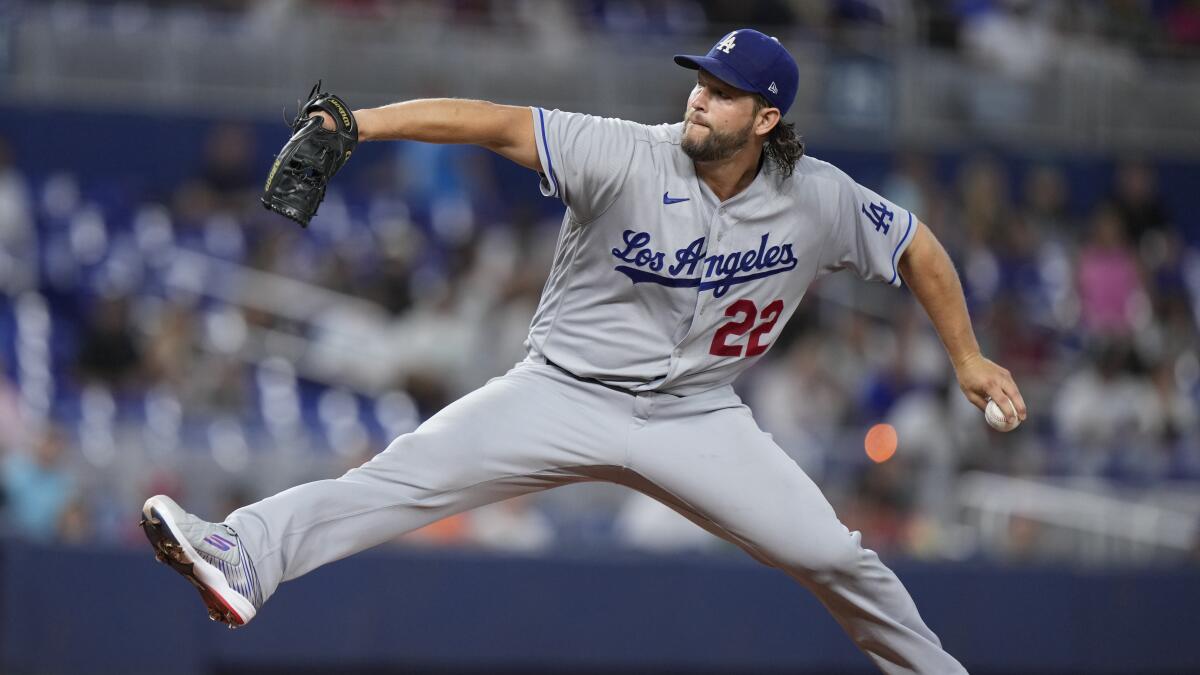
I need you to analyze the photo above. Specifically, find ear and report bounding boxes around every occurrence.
[754,107,780,138]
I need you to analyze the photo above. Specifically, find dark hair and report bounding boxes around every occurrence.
[753,95,805,178]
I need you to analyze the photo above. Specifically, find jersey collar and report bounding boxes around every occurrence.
[690,152,776,216]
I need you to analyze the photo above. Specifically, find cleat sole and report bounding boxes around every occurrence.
[141,506,247,629]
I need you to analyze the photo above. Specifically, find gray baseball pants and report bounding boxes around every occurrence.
[226,360,967,674]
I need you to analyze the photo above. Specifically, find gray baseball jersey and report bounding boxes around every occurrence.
[219,108,966,674]
[527,108,915,395]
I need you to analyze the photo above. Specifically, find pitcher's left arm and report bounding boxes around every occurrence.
[898,221,1027,425]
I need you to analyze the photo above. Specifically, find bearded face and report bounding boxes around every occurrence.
[681,112,755,163]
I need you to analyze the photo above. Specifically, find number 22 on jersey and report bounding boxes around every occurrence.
[709,299,784,357]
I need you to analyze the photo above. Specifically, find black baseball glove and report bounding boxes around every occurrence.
[262,82,359,227]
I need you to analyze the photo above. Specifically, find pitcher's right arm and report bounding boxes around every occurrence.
[315,99,538,171]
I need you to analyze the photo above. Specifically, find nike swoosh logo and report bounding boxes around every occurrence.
[663,192,690,205]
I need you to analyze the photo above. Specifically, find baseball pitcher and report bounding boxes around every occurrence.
[143,29,1025,674]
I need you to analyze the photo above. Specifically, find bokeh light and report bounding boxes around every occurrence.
[865,423,898,463]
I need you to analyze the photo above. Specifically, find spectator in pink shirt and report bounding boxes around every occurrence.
[1076,204,1145,337]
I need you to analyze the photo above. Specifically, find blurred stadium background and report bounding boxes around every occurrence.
[2,1,1200,673]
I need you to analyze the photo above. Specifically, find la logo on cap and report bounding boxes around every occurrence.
[768,82,778,94]
[716,32,737,54]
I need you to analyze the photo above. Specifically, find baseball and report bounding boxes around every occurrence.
[985,399,1020,432]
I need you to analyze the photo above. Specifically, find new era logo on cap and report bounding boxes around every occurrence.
[673,28,800,116]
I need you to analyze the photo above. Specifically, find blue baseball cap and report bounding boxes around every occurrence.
[674,29,799,116]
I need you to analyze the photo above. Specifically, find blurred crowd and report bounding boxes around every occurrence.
[38,0,1200,61]
[1,65,1199,564]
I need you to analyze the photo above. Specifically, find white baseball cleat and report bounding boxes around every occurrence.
[140,495,263,628]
